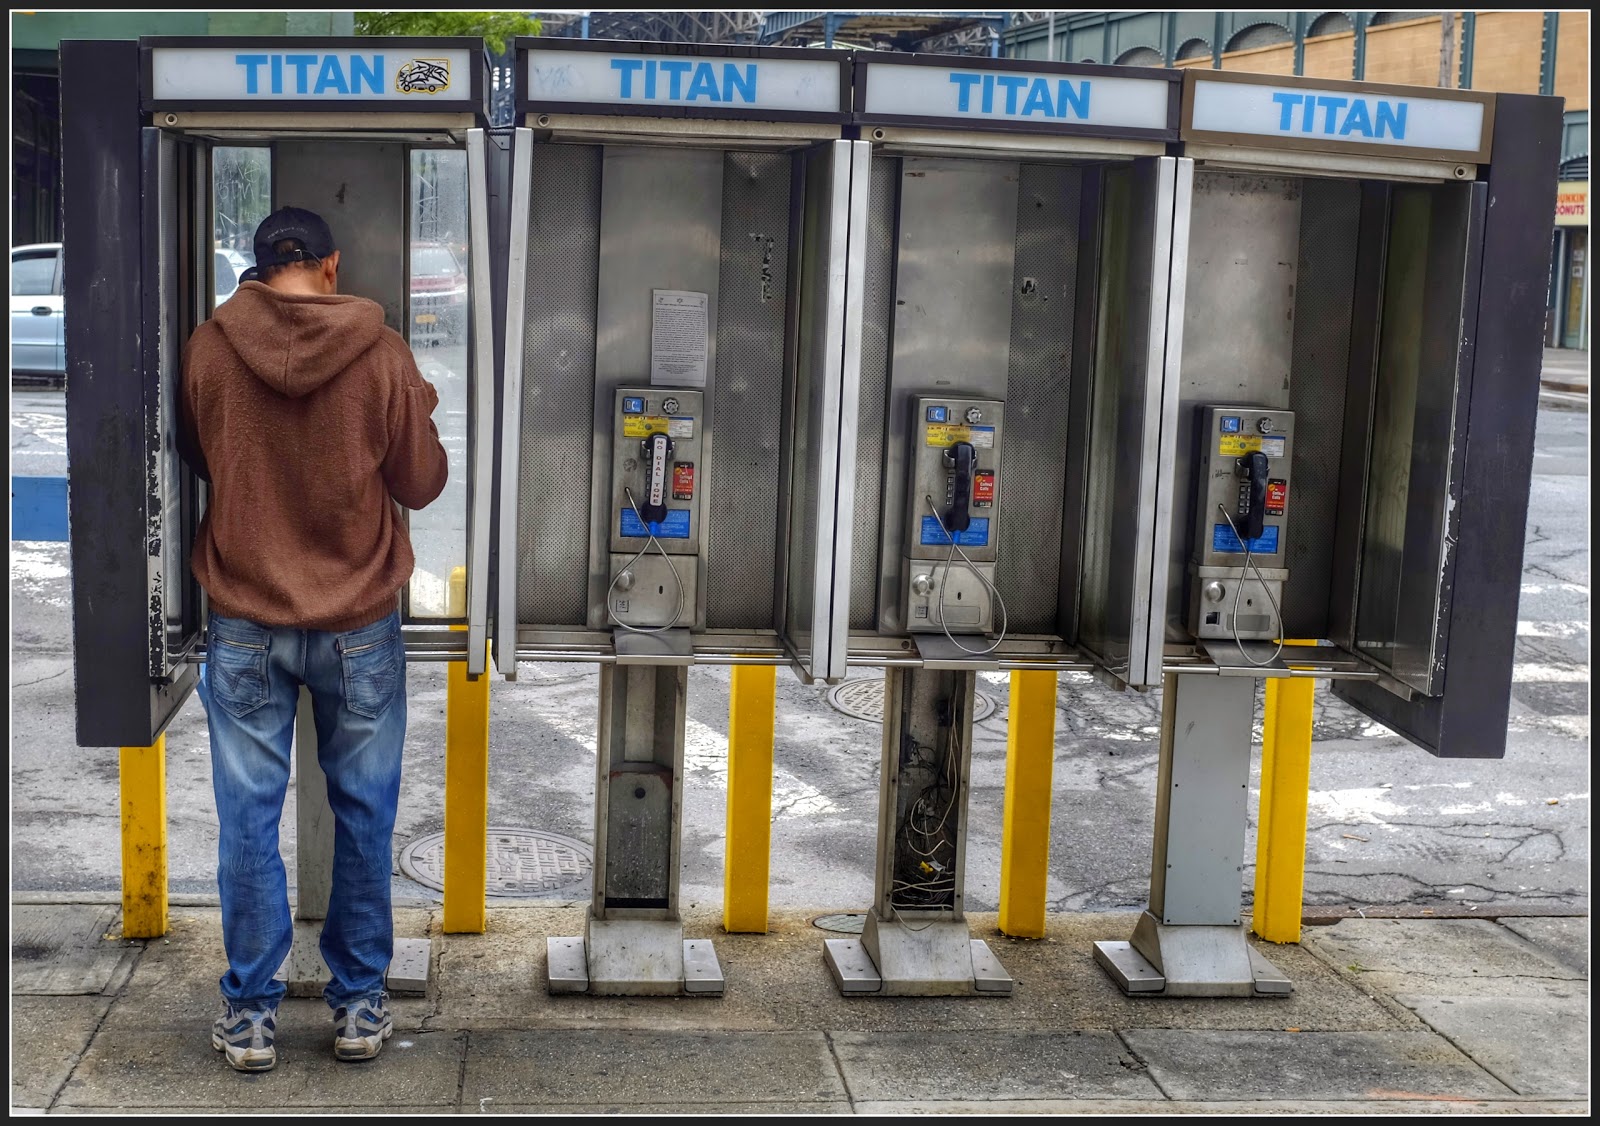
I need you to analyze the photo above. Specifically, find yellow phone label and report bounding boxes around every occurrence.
[1218,434,1263,456]
[623,415,671,438]
[925,423,995,448]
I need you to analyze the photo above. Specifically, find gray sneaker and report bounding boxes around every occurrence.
[212,1003,277,1071]
[332,994,393,1061]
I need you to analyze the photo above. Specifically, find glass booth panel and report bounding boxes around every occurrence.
[405,148,471,620]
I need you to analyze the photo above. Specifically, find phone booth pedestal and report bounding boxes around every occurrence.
[1093,674,1291,997]
[824,667,1014,997]
[546,649,724,997]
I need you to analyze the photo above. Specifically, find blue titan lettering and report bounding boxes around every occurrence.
[1340,97,1373,136]
[949,72,981,111]
[314,55,348,95]
[722,62,756,103]
[271,54,283,94]
[350,55,382,94]
[1272,91,1302,130]
[1021,77,1054,117]
[685,61,720,101]
[1059,79,1089,118]
[235,54,268,94]
[610,57,643,97]
[996,74,1027,115]
[285,54,317,94]
[981,72,995,113]
[659,59,691,99]
[1316,95,1348,133]
[1374,99,1407,138]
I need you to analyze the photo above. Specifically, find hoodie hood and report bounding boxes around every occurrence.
[213,281,387,398]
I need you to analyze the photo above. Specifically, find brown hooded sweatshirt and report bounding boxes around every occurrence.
[180,281,449,633]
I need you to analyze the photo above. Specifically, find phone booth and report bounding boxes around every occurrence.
[499,38,860,996]
[822,54,1185,996]
[62,36,497,990]
[1092,71,1563,997]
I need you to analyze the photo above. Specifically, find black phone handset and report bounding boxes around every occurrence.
[1236,450,1269,542]
[943,441,976,534]
[639,432,673,526]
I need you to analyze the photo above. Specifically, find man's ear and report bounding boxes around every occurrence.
[322,250,340,290]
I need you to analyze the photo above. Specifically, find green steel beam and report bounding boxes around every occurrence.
[1459,11,1476,89]
[1540,12,1559,97]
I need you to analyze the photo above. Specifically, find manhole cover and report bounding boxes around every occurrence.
[399,827,593,897]
[812,913,868,934]
[826,679,996,724]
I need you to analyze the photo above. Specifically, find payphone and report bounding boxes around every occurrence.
[500,38,861,996]
[63,35,496,993]
[605,389,707,632]
[902,397,1006,641]
[1094,70,1561,998]
[823,53,1186,997]
[1188,406,1294,650]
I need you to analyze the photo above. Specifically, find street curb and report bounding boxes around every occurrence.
[1541,380,1588,395]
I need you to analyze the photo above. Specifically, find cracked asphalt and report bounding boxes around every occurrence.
[9,390,1589,919]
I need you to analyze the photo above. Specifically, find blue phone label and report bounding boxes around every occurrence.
[621,509,691,539]
[1213,524,1279,554]
[921,516,990,547]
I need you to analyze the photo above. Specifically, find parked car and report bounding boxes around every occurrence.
[214,249,240,306]
[11,242,64,385]
[410,242,467,345]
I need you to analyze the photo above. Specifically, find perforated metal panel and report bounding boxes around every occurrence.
[707,151,792,630]
[1283,178,1360,639]
[995,165,1080,633]
[847,153,899,632]
[517,143,601,626]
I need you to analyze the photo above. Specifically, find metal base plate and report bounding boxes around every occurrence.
[910,634,1002,670]
[826,915,1014,998]
[276,926,429,997]
[546,928,724,998]
[1093,914,1293,998]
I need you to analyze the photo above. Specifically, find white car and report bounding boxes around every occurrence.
[11,243,251,384]
[11,242,64,383]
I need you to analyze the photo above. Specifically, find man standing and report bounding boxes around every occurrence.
[180,207,448,1071]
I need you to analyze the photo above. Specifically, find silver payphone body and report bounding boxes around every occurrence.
[500,37,861,996]
[1094,69,1561,998]
[63,35,497,995]
[822,53,1188,997]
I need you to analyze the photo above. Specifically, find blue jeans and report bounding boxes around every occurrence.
[198,608,406,1011]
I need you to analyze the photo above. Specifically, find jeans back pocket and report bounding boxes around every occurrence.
[340,626,402,720]
[210,635,270,719]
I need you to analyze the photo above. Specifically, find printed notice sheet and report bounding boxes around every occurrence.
[650,290,709,388]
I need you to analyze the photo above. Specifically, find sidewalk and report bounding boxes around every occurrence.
[1542,347,1589,395]
[11,900,1589,1114]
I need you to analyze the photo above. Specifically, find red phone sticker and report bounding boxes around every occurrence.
[973,470,996,508]
[1266,479,1288,515]
[672,462,696,501]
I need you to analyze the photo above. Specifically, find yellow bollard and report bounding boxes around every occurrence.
[443,566,489,934]
[723,664,777,933]
[999,670,1058,939]
[1253,643,1317,944]
[120,735,169,938]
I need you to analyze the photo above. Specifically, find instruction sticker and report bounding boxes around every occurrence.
[921,516,990,547]
[924,423,995,449]
[650,290,709,388]
[1218,433,1287,458]
[622,415,695,439]
[621,508,692,539]
[1212,524,1279,554]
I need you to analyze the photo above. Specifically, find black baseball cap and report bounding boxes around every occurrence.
[240,206,336,281]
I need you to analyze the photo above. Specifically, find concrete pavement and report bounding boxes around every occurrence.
[9,900,1588,1113]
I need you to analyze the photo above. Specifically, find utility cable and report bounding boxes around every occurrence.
[605,485,685,635]
[1216,503,1285,667]
[923,494,1009,657]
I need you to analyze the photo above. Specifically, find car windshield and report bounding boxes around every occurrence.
[413,247,459,276]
